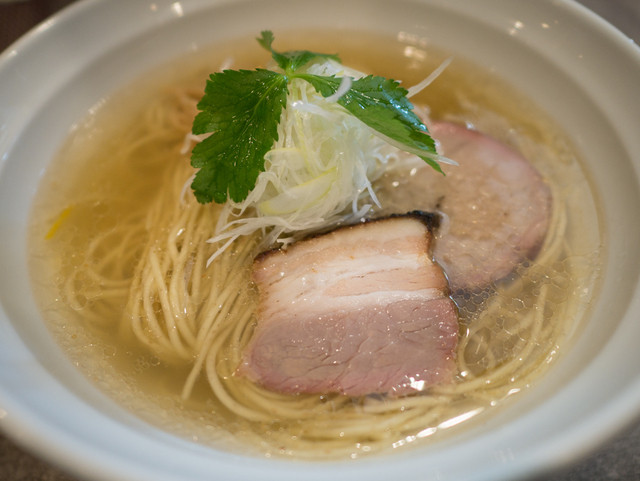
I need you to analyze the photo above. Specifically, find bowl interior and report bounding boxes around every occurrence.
[1,1,639,480]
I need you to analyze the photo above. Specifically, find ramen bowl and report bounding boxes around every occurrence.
[1,0,639,480]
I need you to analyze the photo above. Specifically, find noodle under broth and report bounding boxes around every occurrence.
[28,31,603,459]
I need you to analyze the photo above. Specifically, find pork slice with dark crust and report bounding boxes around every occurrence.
[240,214,459,397]
[377,121,552,291]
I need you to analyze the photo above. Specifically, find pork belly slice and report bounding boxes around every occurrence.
[240,214,459,397]
[377,122,552,291]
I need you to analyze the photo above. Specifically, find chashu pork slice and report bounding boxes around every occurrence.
[240,214,459,397]
[377,122,552,291]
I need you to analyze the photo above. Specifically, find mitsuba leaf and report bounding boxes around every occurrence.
[257,30,340,73]
[190,32,442,205]
[191,68,288,203]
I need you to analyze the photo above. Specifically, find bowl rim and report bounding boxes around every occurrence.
[1,1,640,481]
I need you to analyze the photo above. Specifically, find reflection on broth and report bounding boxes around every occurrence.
[28,31,602,459]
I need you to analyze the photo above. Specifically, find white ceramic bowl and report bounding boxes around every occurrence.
[1,1,639,480]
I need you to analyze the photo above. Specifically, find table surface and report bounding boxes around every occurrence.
[1,0,639,480]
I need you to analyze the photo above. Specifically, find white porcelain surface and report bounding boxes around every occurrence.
[1,1,639,480]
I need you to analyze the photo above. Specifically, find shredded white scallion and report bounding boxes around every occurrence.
[180,132,210,155]
[407,57,453,98]
[185,58,452,265]
[325,75,353,103]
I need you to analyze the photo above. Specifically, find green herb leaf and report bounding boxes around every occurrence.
[297,73,442,173]
[257,30,340,73]
[191,68,288,203]
[190,32,442,205]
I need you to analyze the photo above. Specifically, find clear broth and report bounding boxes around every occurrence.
[28,31,603,458]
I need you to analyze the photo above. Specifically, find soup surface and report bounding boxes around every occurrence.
[28,31,603,459]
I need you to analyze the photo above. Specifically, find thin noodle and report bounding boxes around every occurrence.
[63,85,580,458]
